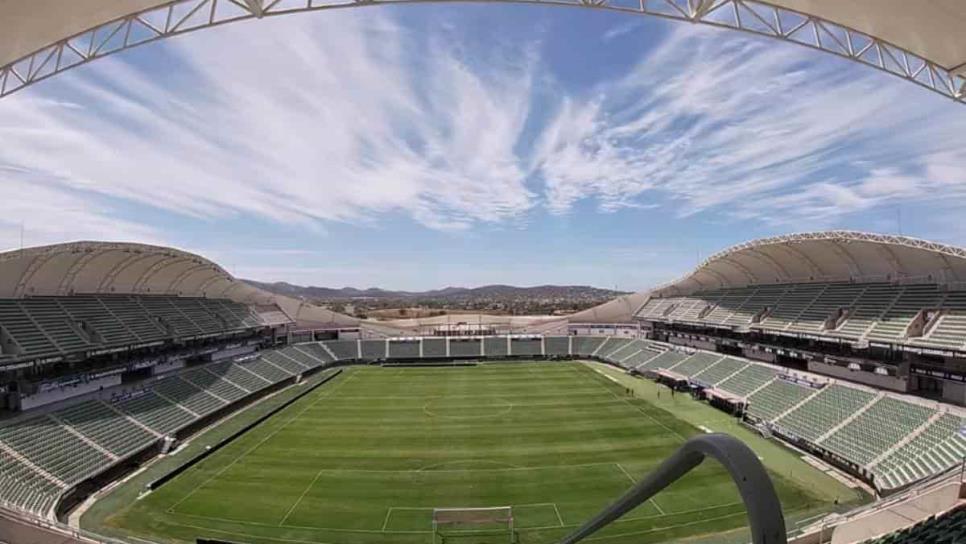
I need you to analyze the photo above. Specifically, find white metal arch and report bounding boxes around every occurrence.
[0,0,964,104]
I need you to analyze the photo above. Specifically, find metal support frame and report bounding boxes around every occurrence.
[559,433,786,544]
[0,0,963,104]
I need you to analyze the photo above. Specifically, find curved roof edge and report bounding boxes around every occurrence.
[0,1,964,103]
[0,241,359,328]
[651,231,966,297]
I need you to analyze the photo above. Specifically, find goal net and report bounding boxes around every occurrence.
[432,506,514,543]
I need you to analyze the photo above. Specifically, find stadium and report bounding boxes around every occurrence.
[1,2,966,544]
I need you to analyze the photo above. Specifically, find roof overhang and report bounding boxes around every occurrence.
[0,1,964,102]
[0,241,360,327]
[651,231,966,297]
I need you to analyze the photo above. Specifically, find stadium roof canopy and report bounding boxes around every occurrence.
[0,241,358,327]
[0,0,964,102]
[651,231,966,297]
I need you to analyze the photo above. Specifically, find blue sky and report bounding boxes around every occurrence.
[2,5,966,291]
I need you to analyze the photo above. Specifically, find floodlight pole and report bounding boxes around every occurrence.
[559,433,787,544]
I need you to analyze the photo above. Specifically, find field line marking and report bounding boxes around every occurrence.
[286,461,624,474]
[583,511,747,542]
[615,463,636,484]
[552,503,565,527]
[580,363,687,443]
[279,468,326,526]
[615,463,667,515]
[388,502,558,511]
[170,522,344,544]
[166,371,357,513]
[166,500,745,534]
[380,508,393,531]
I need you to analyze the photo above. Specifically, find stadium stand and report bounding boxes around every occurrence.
[776,384,877,443]
[319,340,358,361]
[483,336,508,357]
[872,413,966,490]
[544,336,570,356]
[639,281,966,349]
[361,339,387,360]
[635,350,687,372]
[747,379,817,422]
[242,357,294,383]
[716,363,776,397]
[862,505,966,544]
[667,352,722,378]
[821,397,935,467]
[449,338,483,357]
[422,338,447,358]
[573,335,606,356]
[0,340,338,516]
[691,356,747,386]
[388,340,420,359]
[0,295,263,362]
[596,337,632,359]
[510,338,542,356]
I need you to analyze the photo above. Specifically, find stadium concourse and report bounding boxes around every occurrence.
[0,236,962,543]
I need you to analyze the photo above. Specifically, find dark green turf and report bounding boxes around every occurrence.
[103,362,833,544]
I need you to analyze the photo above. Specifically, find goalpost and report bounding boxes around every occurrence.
[432,506,514,544]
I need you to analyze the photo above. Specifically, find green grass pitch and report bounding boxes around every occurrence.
[103,362,848,544]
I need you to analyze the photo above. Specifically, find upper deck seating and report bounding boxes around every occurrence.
[866,285,945,343]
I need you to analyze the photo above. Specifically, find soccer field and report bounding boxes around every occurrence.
[107,362,831,544]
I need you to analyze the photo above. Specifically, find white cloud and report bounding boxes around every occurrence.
[0,12,536,233]
[2,12,966,254]
[530,25,966,227]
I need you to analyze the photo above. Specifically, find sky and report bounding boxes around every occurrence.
[2,5,966,291]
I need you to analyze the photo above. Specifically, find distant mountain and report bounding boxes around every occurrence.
[244,280,629,301]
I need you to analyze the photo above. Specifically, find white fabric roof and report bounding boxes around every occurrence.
[651,231,966,297]
[1,0,964,92]
[0,241,359,327]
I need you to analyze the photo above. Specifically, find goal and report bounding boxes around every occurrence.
[432,506,514,543]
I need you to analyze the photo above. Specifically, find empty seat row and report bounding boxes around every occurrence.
[0,345,337,516]
[776,384,876,443]
[638,282,966,348]
[0,295,265,361]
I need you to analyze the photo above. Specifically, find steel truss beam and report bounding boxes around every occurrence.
[0,0,963,104]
